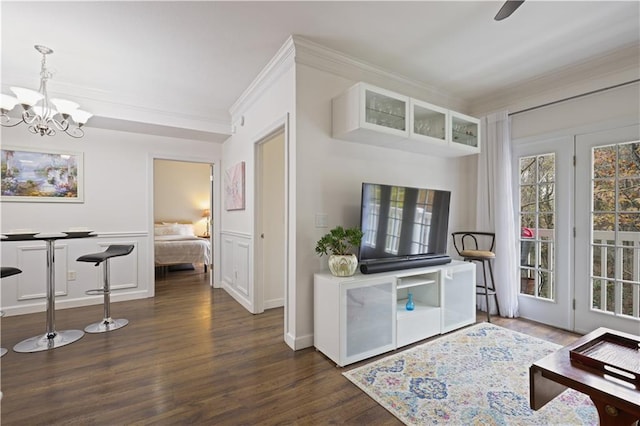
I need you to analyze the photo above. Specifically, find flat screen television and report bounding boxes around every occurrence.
[358,183,452,274]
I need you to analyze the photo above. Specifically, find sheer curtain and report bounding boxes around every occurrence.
[476,111,519,317]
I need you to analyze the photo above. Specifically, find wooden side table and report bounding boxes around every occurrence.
[530,327,640,426]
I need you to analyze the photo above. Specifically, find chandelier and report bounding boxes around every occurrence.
[1,45,92,138]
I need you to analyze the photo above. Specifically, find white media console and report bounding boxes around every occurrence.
[313,260,476,366]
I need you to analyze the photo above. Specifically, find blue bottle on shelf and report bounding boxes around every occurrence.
[406,292,415,311]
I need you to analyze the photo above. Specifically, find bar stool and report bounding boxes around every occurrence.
[1,267,22,356]
[451,232,501,322]
[77,245,134,333]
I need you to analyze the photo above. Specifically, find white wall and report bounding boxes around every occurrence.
[220,41,479,349]
[1,125,221,315]
[511,82,640,141]
[154,159,211,236]
[293,63,477,348]
[220,61,295,327]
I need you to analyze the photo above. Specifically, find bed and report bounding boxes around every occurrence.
[154,223,211,272]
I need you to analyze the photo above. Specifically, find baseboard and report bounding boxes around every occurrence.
[221,282,255,313]
[2,289,152,317]
[263,298,284,310]
[284,332,313,351]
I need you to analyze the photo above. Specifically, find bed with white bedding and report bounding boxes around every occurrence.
[154,223,211,271]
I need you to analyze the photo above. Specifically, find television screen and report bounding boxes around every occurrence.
[358,183,451,265]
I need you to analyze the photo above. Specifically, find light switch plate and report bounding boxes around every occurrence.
[315,213,328,228]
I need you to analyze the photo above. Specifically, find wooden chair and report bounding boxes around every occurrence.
[451,232,501,322]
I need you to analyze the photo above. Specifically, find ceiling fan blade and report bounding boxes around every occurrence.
[494,0,525,21]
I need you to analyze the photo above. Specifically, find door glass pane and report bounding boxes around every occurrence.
[518,153,555,300]
[590,142,640,319]
[520,157,536,184]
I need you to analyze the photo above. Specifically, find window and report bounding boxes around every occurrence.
[519,154,555,300]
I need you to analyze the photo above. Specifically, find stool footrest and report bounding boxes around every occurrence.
[85,289,108,296]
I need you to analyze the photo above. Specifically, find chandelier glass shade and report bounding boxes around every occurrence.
[1,45,92,138]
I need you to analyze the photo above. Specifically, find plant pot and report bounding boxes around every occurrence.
[328,254,358,277]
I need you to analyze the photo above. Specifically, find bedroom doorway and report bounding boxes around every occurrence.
[153,159,214,288]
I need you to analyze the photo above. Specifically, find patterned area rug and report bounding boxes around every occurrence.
[343,323,598,425]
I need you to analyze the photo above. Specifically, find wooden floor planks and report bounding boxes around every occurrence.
[0,268,580,425]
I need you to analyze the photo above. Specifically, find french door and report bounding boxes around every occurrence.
[574,125,640,335]
[513,137,573,329]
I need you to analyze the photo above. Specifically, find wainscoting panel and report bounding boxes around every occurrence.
[221,236,234,285]
[0,232,151,316]
[235,240,250,297]
[16,243,68,300]
[220,231,253,312]
[85,241,139,291]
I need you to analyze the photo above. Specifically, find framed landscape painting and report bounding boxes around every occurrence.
[1,147,84,203]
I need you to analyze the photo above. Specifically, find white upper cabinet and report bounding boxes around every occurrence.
[332,82,409,145]
[409,98,448,146]
[450,111,480,154]
[332,82,480,157]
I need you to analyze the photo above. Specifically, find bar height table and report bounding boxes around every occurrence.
[1,232,96,352]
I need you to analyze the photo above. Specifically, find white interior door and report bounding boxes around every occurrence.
[574,125,640,335]
[512,136,573,329]
[260,131,285,310]
[255,128,286,313]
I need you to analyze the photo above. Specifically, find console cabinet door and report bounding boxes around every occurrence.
[341,277,396,365]
[442,262,476,333]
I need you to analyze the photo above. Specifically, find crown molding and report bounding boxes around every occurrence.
[227,35,469,121]
[0,80,232,140]
[290,35,467,111]
[228,35,296,119]
[469,44,640,117]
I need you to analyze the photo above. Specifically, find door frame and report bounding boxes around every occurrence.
[254,129,286,312]
[574,124,640,334]
[512,135,574,330]
[148,153,221,292]
[252,114,291,342]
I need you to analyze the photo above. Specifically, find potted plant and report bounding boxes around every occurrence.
[315,226,364,277]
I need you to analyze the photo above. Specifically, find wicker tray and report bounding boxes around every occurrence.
[569,332,640,387]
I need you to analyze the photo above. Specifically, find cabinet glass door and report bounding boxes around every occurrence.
[364,89,407,132]
[343,280,394,362]
[450,113,479,148]
[442,263,476,333]
[411,100,447,141]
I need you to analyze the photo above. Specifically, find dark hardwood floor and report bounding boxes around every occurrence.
[1,268,581,425]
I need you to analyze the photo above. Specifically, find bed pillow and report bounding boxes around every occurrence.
[173,224,195,236]
[154,223,195,236]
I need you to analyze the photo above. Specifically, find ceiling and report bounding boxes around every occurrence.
[2,1,639,142]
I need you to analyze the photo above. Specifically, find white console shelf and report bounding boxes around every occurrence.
[314,260,475,366]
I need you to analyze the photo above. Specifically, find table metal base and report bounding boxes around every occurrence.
[13,330,84,353]
[85,318,128,333]
[0,347,7,357]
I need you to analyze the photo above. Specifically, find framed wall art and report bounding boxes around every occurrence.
[1,147,84,203]
[224,161,245,211]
